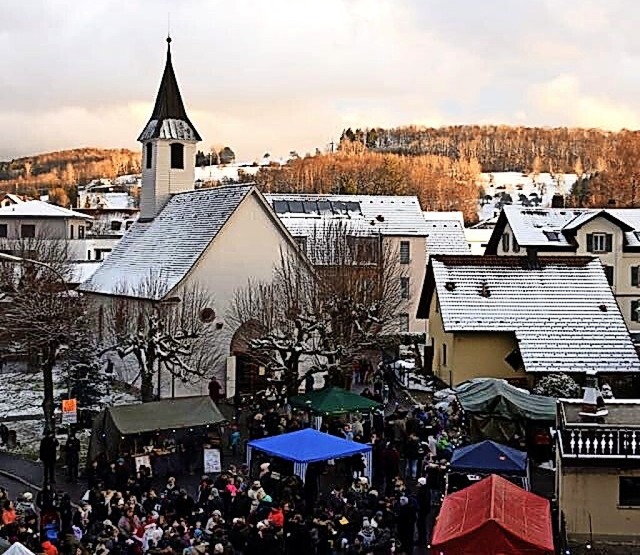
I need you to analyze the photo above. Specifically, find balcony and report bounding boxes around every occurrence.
[558,400,640,459]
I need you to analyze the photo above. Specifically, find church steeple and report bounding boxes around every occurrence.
[138,37,201,142]
[138,37,201,221]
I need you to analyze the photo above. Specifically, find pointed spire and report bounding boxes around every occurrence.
[138,38,201,142]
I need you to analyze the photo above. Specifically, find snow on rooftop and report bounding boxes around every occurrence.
[428,255,640,374]
[79,185,254,298]
[0,200,92,220]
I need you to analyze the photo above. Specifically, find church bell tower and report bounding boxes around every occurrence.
[138,37,201,221]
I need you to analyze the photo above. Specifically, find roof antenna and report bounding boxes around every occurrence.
[167,12,172,49]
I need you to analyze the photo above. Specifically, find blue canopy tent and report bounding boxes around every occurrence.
[451,440,528,476]
[246,428,372,483]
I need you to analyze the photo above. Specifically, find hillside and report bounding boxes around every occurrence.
[342,125,640,174]
[0,148,141,197]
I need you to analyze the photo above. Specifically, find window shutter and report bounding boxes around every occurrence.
[586,233,593,252]
[633,301,639,322]
[606,234,613,252]
[633,267,639,287]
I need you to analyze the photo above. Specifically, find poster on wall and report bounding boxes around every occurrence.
[204,448,222,473]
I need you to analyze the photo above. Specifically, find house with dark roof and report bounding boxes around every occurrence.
[486,206,640,334]
[79,39,301,397]
[417,255,640,388]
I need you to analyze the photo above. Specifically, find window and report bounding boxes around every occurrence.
[399,313,409,332]
[619,477,640,507]
[502,233,510,252]
[110,220,123,232]
[632,300,640,322]
[587,232,613,253]
[544,230,561,242]
[512,236,520,253]
[20,224,35,238]
[170,143,184,169]
[125,220,134,230]
[632,266,640,287]
[293,236,307,252]
[145,143,153,169]
[69,224,74,239]
[78,226,85,239]
[400,241,410,264]
[0,224,7,238]
[442,344,448,366]
[347,236,379,263]
[400,277,410,299]
[603,265,614,286]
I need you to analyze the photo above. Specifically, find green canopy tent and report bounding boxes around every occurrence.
[290,386,382,415]
[455,379,555,444]
[88,396,226,463]
[289,386,382,429]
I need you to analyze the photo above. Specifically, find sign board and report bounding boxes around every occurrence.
[62,399,77,424]
[135,455,152,474]
[204,448,222,474]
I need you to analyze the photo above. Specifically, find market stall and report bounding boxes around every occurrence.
[88,396,226,476]
[289,386,381,429]
[447,440,530,493]
[455,379,555,444]
[246,428,372,483]
[431,474,554,555]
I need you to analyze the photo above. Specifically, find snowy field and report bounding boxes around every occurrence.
[477,172,578,221]
[0,367,137,458]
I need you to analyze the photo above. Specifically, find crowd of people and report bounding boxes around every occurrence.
[0,367,470,555]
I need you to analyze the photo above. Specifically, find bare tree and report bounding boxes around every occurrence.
[227,222,408,400]
[0,236,88,433]
[98,276,224,402]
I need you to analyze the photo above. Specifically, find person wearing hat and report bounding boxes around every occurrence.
[416,476,430,544]
[359,517,376,546]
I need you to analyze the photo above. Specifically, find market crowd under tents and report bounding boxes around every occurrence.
[246,428,372,484]
[88,396,226,475]
[455,379,555,446]
[431,474,554,555]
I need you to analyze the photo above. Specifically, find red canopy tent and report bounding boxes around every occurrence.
[431,474,554,555]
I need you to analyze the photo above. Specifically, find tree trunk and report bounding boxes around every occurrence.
[140,371,154,403]
[41,343,56,434]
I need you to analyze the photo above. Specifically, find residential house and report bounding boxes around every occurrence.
[486,206,640,333]
[265,193,430,333]
[0,193,29,208]
[0,200,100,285]
[79,38,301,397]
[422,211,470,258]
[557,394,640,547]
[417,255,640,388]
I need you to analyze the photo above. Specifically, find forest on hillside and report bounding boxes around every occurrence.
[346,125,638,173]
[0,148,141,201]
[238,142,481,222]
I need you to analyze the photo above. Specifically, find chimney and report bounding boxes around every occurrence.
[526,247,540,270]
[551,194,565,208]
[579,370,608,422]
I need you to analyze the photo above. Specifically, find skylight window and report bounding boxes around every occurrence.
[544,230,561,241]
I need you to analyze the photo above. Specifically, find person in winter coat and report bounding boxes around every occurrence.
[64,431,81,483]
[39,430,59,485]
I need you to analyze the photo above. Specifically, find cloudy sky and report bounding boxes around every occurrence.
[1,0,640,161]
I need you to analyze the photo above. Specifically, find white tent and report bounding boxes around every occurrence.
[3,543,36,555]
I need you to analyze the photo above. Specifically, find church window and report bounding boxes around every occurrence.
[145,143,153,169]
[170,143,184,169]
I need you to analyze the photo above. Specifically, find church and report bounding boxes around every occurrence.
[79,38,302,398]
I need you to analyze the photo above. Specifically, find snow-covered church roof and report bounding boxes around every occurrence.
[79,185,253,299]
